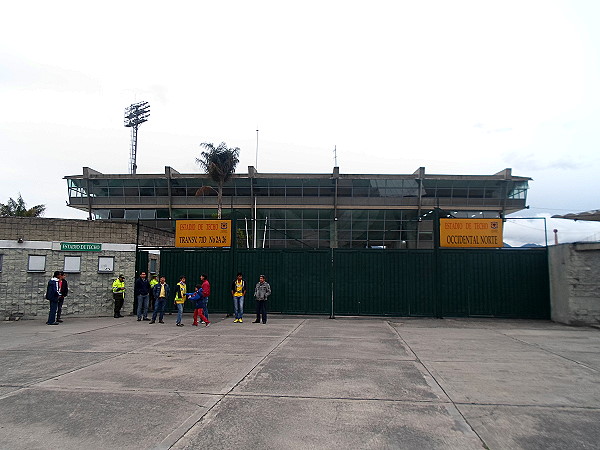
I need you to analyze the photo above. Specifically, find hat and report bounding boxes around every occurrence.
[119,274,125,278]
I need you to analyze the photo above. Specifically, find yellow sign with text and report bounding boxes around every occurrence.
[175,220,232,248]
[440,218,503,248]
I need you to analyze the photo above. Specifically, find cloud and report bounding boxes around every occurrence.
[503,152,587,171]
[0,52,101,94]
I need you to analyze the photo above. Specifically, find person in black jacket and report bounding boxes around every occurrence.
[56,271,68,322]
[134,272,151,321]
[45,271,61,325]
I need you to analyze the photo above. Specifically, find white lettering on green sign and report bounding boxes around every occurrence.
[60,243,102,252]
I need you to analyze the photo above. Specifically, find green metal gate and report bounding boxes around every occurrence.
[151,247,550,319]
[159,249,331,315]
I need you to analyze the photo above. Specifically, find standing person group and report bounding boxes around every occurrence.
[45,270,272,326]
[46,271,67,325]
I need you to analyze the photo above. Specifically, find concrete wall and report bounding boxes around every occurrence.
[549,242,600,326]
[0,218,173,321]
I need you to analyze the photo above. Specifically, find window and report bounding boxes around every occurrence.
[28,255,46,272]
[64,256,81,273]
[98,256,114,273]
[0,254,3,272]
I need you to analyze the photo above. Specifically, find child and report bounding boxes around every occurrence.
[186,284,210,327]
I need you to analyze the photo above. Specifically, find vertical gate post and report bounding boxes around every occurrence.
[228,212,238,318]
[330,248,335,319]
[433,208,442,318]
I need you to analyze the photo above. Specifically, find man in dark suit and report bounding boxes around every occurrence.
[46,271,61,325]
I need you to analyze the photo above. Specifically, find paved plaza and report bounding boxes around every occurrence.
[1,315,600,449]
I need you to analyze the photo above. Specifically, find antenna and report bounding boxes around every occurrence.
[124,101,150,174]
[255,128,259,170]
[333,145,338,167]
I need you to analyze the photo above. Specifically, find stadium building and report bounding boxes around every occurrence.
[65,166,530,249]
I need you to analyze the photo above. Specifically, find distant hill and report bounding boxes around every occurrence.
[503,243,544,248]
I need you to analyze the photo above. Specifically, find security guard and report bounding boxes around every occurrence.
[112,274,126,318]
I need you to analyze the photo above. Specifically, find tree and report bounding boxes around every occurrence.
[195,142,240,219]
[0,194,46,217]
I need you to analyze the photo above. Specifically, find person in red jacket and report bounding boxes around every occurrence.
[200,274,210,321]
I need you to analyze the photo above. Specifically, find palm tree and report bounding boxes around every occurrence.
[195,142,240,219]
[0,194,46,217]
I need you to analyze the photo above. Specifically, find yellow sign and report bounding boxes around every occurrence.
[440,218,503,248]
[175,220,232,247]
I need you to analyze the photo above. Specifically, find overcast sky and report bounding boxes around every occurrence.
[2,0,600,245]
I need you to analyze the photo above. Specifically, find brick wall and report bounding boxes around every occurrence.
[0,218,172,320]
[549,242,600,326]
[0,217,138,244]
[0,249,135,320]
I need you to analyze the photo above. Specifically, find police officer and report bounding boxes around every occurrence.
[112,274,126,318]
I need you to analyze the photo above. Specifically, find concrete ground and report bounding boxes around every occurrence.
[1,315,600,450]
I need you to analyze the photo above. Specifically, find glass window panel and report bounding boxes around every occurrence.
[28,255,46,272]
[92,209,110,219]
[286,187,302,196]
[303,187,319,196]
[124,187,139,196]
[269,187,286,196]
[352,187,370,197]
[64,256,81,273]
[108,186,124,196]
[124,210,140,220]
[98,256,114,273]
[139,210,156,219]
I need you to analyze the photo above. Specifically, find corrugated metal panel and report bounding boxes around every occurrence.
[437,248,550,319]
[160,249,331,315]
[160,249,232,313]
[235,250,331,314]
[155,247,550,319]
[333,250,436,316]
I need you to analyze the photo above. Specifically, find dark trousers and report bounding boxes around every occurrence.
[47,300,58,324]
[56,297,64,320]
[152,298,166,321]
[113,294,124,317]
[256,300,268,323]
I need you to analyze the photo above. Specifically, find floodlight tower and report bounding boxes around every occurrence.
[124,101,150,174]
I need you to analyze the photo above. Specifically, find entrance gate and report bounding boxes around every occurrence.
[149,247,550,319]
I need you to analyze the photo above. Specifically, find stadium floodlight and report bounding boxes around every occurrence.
[124,101,150,174]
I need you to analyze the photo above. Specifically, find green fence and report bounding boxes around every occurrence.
[150,247,550,319]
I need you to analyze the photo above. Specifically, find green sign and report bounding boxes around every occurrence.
[61,242,102,252]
